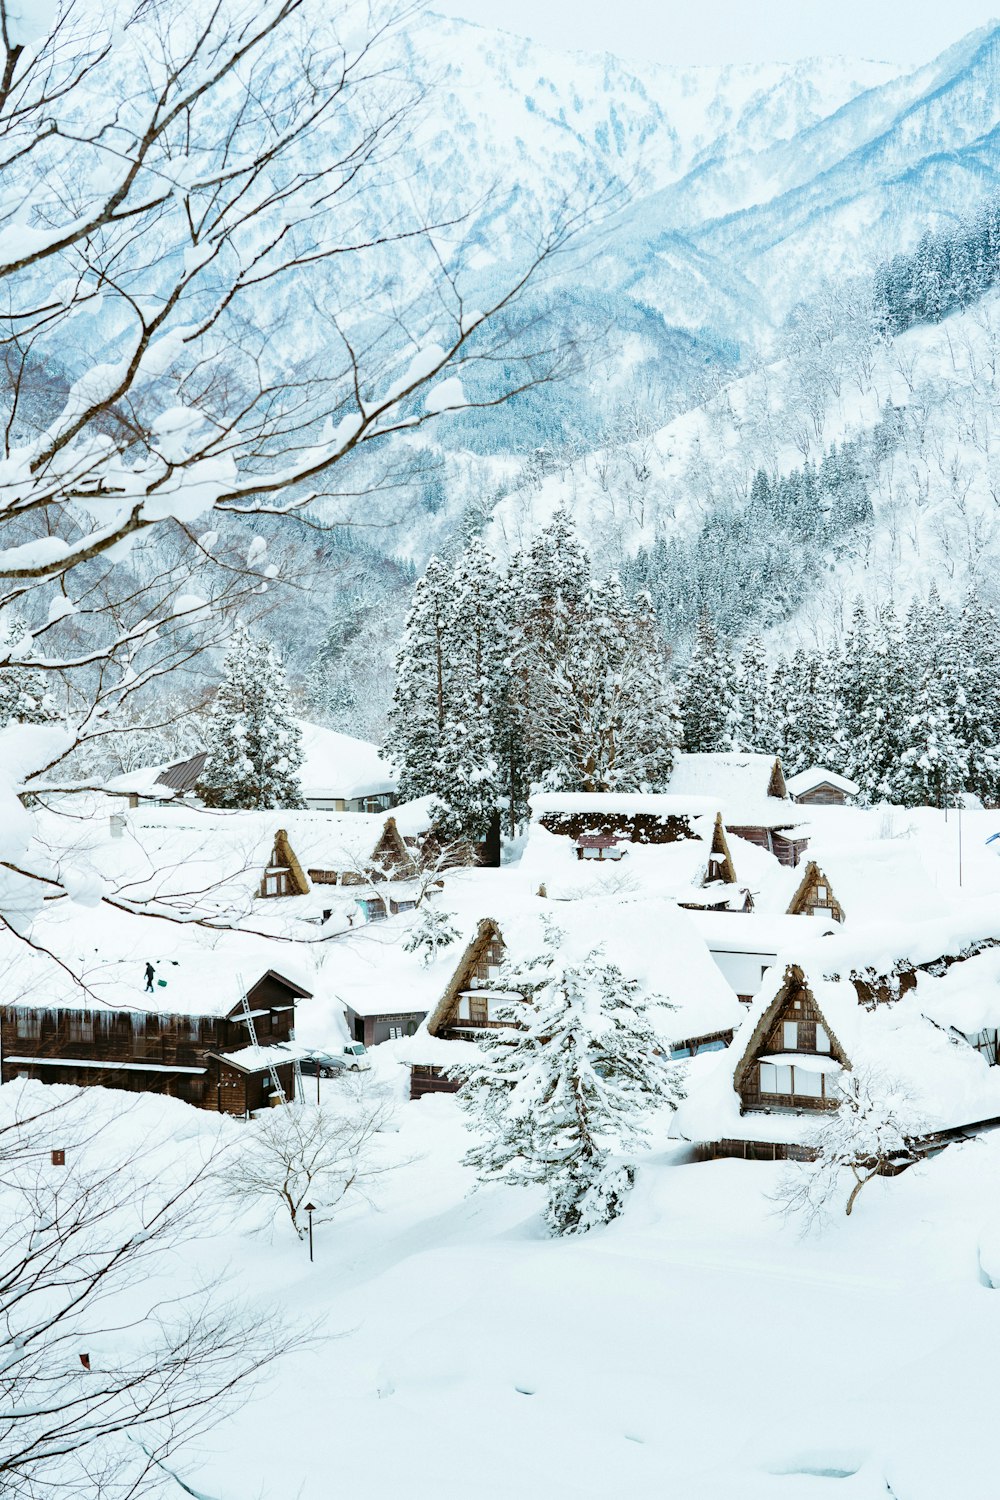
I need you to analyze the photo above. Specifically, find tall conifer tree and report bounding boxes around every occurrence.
[198,627,305,809]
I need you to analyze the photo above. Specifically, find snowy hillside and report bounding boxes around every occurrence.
[484,281,1000,646]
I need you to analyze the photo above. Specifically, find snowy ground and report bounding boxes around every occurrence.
[11,797,1000,1499]
[17,1055,1000,1500]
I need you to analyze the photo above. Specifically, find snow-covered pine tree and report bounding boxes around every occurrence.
[895,662,966,808]
[402,904,460,966]
[679,614,739,752]
[0,616,58,728]
[780,647,843,775]
[431,539,506,842]
[518,574,679,792]
[736,634,773,753]
[383,557,454,805]
[197,626,305,809]
[522,504,590,625]
[956,591,1000,803]
[458,923,685,1235]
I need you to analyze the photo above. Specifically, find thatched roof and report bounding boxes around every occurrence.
[425,917,505,1036]
[731,963,852,1094]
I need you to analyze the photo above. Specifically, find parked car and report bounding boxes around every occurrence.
[298,1043,371,1077]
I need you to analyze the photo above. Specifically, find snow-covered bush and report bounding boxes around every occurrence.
[403,904,460,966]
[777,1066,927,1226]
[218,1087,395,1238]
[458,922,685,1236]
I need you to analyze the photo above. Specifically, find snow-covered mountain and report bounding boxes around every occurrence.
[404,14,1000,337]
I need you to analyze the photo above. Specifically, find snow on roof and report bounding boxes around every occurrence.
[104,760,181,798]
[666,753,786,804]
[688,909,838,955]
[25,804,407,927]
[673,959,1000,1146]
[213,1042,309,1073]
[519,819,715,903]
[915,948,1000,1035]
[0,902,315,1018]
[296,720,396,801]
[790,841,949,925]
[785,766,860,798]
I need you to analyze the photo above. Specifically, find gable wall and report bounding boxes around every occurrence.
[788,864,845,922]
[739,987,841,1114]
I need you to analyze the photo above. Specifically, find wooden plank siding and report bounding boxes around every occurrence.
[0,972,306,1116]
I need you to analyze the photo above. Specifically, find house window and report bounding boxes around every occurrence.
[388,1025,402,1040]
[760,1062,793,1094]
[69,1015,94,1042]
[793,1067,823,1099]
[469,996,488,1026]
[263,872,289,897]
[783,1021,798,1049]
[815,1024,831,1053]
[16,1012,41,1040]
[816,885,828,900]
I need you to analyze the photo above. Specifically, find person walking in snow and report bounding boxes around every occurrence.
[145,962,155,992]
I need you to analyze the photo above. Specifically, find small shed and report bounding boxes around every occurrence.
[786,766,860,806]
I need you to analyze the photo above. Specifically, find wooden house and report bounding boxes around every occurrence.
[105,721,397,814]
[666,752,789,804]
[0,951,312,1117]
[677,814,755,913]
[409,918,510,1099]
[664,753,808,868]
[266,816,416,893]
[786,860,845,922]
[674,914,1000,1163]
[574,832,626,861]
[785,766,860,806]
[730,964,848,1117]
[406,896,748,1096]
[783,844,943,928]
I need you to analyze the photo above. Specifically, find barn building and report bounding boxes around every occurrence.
[785,767,860,807]
[0,944,312,1117]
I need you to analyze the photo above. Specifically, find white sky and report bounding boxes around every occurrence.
[430,1,1000,67]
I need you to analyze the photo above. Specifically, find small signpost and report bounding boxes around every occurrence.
[305,1202,316,1263]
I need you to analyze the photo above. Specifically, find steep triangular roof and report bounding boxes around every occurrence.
[731,964,852,1094]
[786,859,843,921]
[425,917,505,1036]
[267,828,310,896]
[704,812,737,886]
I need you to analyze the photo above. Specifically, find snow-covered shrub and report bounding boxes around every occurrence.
[777,1066,927,1226]
[403,904,460,966]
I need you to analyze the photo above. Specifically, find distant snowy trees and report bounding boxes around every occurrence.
[676,588,1000,808]
[386,509,680,840]
[874,197,1000,335]
[623,439,877,644]
[458,923,685,1235]
[0,616,57,728]
[197,627,305,810]
[0,0,591,943]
